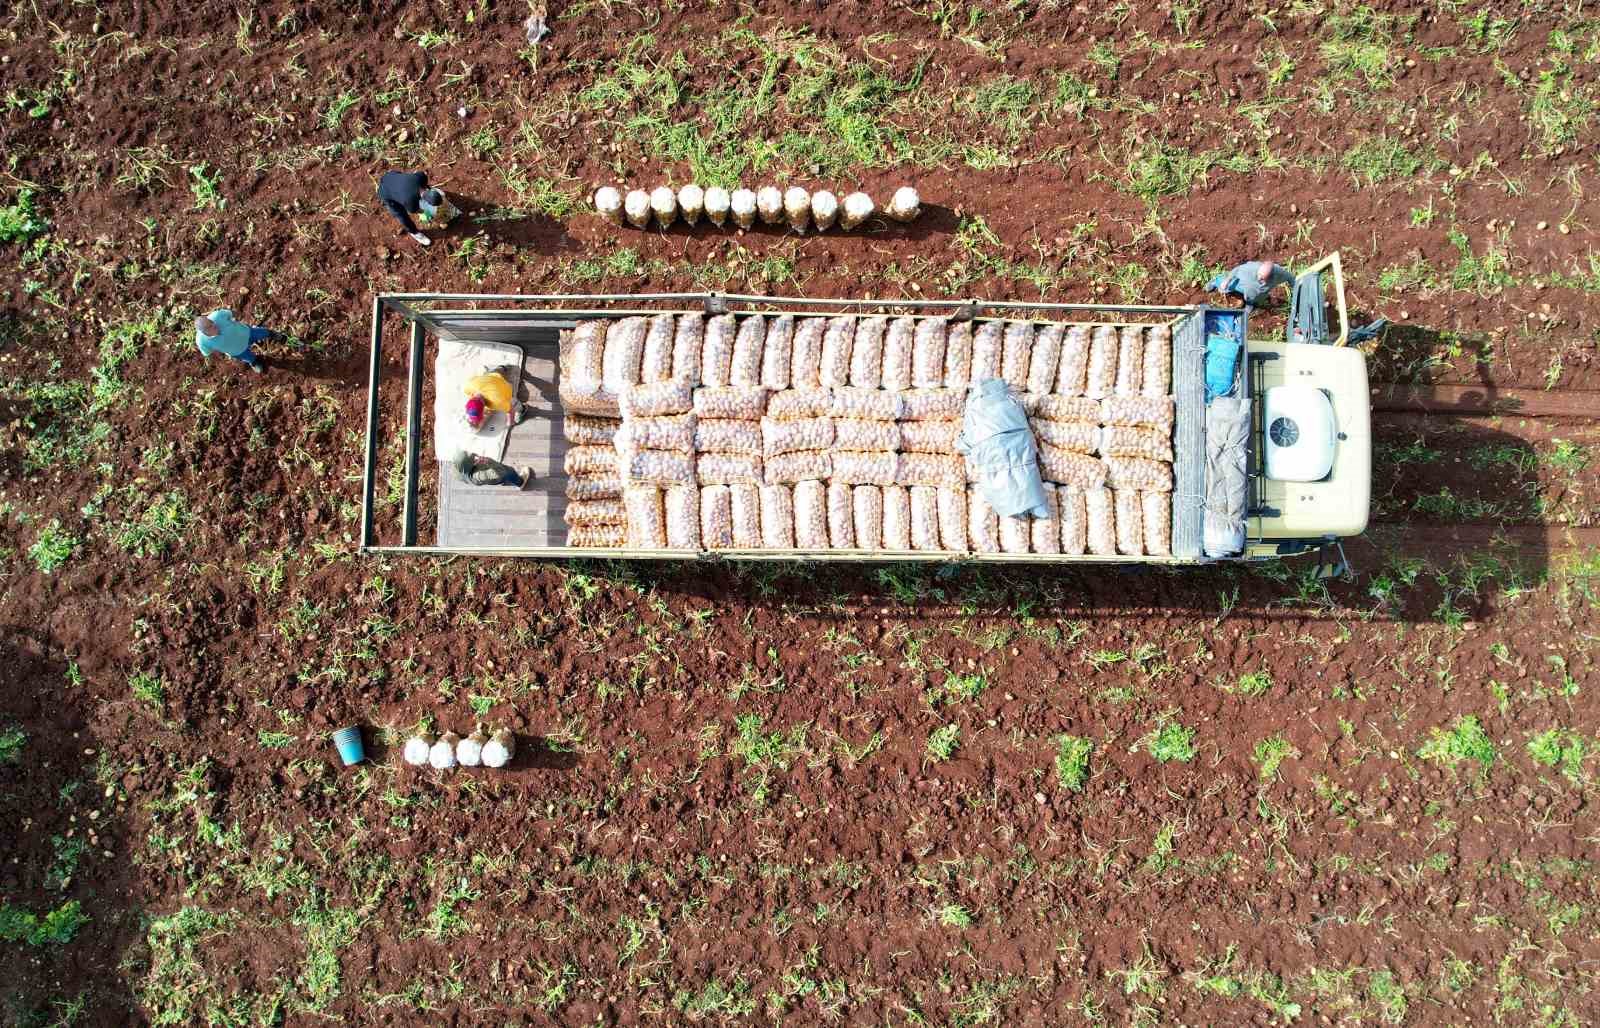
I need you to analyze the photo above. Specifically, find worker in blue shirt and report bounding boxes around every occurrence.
[194,309,280,373]
[1208,260,1294,307]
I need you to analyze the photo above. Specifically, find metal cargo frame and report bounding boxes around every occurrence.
[361,291,1211,563]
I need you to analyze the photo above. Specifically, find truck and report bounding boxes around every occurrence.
[359,253,1368,570]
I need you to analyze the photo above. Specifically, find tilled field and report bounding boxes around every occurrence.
[1,1,1598,1025]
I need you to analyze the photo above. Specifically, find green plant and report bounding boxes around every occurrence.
[1320,6,1401,88]
[1418,715,1497,774]
[130,671,166,712]
[934,903,972,929]
[28,519,78,573]
[1253,734,1297,781]
[1341,136,1422,184]
[0,187,48,245]
[188,163,225,211]
[114,490,191,558]
[1054,735,1093,791]
[1233,670,1273,696]
[1146,720,1196,763]
[322,90,360,131]
[1527,729,1588,783]
[0,900,89,946]
[926,724,960,762]
[0,726,24,764]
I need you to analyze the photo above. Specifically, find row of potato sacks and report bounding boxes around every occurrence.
[558,313,1173,556]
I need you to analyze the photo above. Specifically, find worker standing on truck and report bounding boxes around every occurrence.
[1208,260,1293,308]
[194,310,280,373]
[377,169,441,248]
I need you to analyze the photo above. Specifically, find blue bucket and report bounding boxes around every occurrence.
[332,725,366,766]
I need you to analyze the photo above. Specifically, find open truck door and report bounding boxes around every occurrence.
[1286,252,1350,347]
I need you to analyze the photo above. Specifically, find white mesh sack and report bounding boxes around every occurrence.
[1059,486,1087,555]
[620,378,693,418]
[564,414,620,446]
[568,524,626,548]
[1030,483,1061,554]
[729,315,766,387]
[616,413,696,454]
[1104,457,1172,492]
[1055,325,1089,396]
[912,318,948,388]
[998,512,1031,554]
[900,389,964,421]
[794,480,829,548]
[898,452,964,488]
[671,314,704,384]
[1143,324,1172,398]
[967,487,1000,553]
[731,188,757,229]
[936,486,968,552]
[1001,322,1033,391]
[1115,326,1144,397]
[971,321,1002,383]
[623,189,650,228]
[566,474,622,501]
[882,485,912,549]
[696,418,763,455]
[832,451,900,486]
[693,386,768,420]
[697,453,763,485]
[1084,325,1117,400]
[757,187,783,224]
[650,186,677,228]
[566,321,606,391]
[704,186,731,227]
[602,316,648,394]
[766,388,832,420]
[765,451,832,484]
[700,485,734,548]
[565,445,618,477]
[833,418,899,452]
[1084,487,1116,555]
[849,316,887,389]
[1142,491,1171,556]
[853,485,884,550]
[1031,418,1098,454]
[1038,444,1107,489]
[1101,395,1175,430]
[819,316,855,388]
[827,482,855,548]
[1033,395,1101,423]
[594,186,623,224]
[790,318,825,388]
[730,483,761,547]
[678,183,704,225]
[762,416,834,457]
[566,498,626,527]
[623,485,667,547]
[831,387,903,421]
[784,187,812,232]
[1027,324,1064,396]
[640,313,675,384]
[619,449,694,485]
[1113,488,1143,556]
[882,317,914,392]
[944,321,973,390]
[759,485,796,548]
[665,483,701,550]
[909,486,940,551]
[760,315,794,391]
[885,186,920,222]
[840,191,874,230]
[1099,426,1173,462]
[700,313,736,386]
[811,190,838,231]
[900,419,960,454]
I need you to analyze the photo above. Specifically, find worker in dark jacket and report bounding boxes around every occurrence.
[1208,260,1294,307]
[377,170,442,247]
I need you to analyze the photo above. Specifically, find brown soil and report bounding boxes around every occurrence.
[2,2,1598,1025]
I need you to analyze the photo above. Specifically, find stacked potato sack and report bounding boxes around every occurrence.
[560,319,625,546]
[692,314,767,548]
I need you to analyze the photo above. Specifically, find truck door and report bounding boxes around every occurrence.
[1286,253,1350,346]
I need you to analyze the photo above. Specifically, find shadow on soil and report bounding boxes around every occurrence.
[0,635,142,1026]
